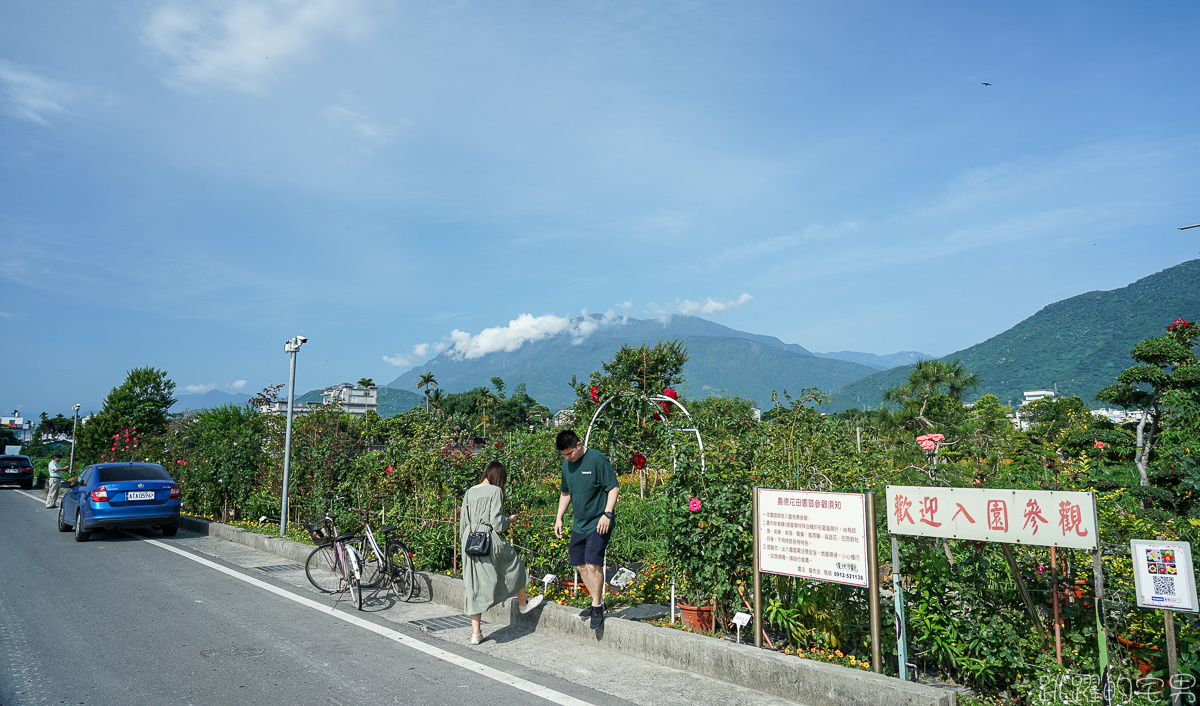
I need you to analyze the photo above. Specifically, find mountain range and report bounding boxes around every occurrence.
[387,316,926,410]
[826,259,1200,411]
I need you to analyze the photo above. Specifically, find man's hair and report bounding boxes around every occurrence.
[52,454,62,459]
[555,430,581,451]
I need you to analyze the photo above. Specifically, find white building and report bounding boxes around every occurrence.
[1,416,34,443]
[258,401,316,418]
[321,383,378,416]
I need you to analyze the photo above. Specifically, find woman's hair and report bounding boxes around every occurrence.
[482,461,507,499]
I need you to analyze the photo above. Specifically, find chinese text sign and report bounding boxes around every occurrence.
[757,489,869,588]
[885,486,1097,550]
[1131,540,1199,613]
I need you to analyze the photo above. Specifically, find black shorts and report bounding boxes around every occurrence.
[568,529,610,567]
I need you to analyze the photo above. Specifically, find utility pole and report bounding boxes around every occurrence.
[69,404,80,471]
[280,336,307,536]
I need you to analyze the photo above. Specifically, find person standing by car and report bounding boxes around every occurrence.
[45,454,65,508]
[553,430,619,629]
[461,461,543,645]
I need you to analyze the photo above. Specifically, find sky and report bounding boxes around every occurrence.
[3,1,1199,416]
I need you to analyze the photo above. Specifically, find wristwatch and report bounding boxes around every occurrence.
[602,511,614,519]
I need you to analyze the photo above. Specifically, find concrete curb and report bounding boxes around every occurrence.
[180,515,954,706]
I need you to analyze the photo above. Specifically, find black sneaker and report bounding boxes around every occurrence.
[579,602,605,620]
[589,604,605,629]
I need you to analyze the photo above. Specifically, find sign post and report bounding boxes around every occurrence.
[753,488,879,672]
[1130,539,1199,706]
[886,486,1100,685]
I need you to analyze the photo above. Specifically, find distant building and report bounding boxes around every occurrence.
[258,400,317,418]
[1091,407,1150,425]
[0,416,34,443]
[322,383,378,416]
[1022,389,1056,405]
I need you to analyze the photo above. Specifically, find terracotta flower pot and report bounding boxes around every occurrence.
[678,602,714,632]
[1117,637,1159,678]
[561,580,590,597]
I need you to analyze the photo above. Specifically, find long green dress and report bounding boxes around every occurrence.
[460,484,528,616]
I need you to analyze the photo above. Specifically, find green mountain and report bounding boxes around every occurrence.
[827,259,1200,411]
[386,315,882,410]
[295,387,424,417]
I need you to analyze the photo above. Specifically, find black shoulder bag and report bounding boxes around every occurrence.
[463,495,493,557]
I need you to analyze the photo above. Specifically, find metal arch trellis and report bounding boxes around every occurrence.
[583,393,706,476]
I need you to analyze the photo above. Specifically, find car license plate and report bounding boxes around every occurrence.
[3,469,17,474]
[126,491,156,501]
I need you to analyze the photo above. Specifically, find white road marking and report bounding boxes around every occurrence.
[21,488,589,705]
[144,538,592,706]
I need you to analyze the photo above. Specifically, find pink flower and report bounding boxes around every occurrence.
[1094,441,1105,449]
[1037,564,1046,575]
[113,434,120,439]
[918,440,937,450]
[688,497,702,512]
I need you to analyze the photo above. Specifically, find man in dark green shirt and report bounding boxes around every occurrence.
[554,430,619,629]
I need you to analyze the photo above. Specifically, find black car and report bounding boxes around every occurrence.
[0,455,34,489]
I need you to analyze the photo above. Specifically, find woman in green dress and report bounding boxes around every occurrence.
[461,461,543,643]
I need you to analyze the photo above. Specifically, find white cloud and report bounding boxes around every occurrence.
[382,353,412,368]
[404,310,625,362]
[324,104,406,141]
[0,60,82,124]
[182,380,249,394]
[676,293,754,315]
[142,0,369,94]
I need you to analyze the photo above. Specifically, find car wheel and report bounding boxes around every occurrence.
[73,510,91,542]
[57,505,71,532]
[161,524,179,537]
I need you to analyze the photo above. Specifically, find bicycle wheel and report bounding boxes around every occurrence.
[305,545,345,593]
[386,540,416,602]
[346,546,364,610]
[357,535,384,588]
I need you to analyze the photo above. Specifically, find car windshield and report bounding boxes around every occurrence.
[97,465,173,483]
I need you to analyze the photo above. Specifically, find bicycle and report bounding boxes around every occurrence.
[357,494,417,602]
[302,500,366,611]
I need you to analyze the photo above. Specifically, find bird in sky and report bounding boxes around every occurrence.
[981,82,992,86]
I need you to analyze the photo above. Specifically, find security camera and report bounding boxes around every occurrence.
[296,336,308,344]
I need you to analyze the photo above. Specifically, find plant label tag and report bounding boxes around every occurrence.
[732,612,751,627]
[541,574,556,586]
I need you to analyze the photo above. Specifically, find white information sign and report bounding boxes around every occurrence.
[1131,540,1199,613]
[732,612,752,627]
[757,489,869,588]
[886,486,1097,550]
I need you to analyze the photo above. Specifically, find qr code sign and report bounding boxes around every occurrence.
[1153,576,1175,596]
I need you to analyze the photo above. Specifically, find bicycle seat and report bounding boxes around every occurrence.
[333,532,356,543]
[379,525,398,534]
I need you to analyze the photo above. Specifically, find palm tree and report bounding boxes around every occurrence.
[357,377,374,388]
[476,389,497,436]
[427,388,445,416]
[883,359,979,430]
[417,372,438,412]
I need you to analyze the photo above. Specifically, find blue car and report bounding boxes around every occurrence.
[57,462,182,542]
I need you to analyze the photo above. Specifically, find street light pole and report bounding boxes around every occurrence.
[69,404,80,472]
[280,336,307,536]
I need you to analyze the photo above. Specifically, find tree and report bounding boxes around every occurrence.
[1096,318,1199,486]
[358,377,374,388]
[418,372,437,412]
[882,359,979,430]
[76,367,176,463]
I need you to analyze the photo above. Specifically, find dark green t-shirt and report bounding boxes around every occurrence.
[560,448,618,535]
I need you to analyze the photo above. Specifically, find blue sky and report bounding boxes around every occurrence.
[3,1,1198,416]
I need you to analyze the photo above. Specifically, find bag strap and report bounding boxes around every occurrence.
[463,489,493,532]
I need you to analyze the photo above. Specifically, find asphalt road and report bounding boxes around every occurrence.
[0,488,617,706]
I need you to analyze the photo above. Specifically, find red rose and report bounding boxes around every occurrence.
[494,442,501,448]
[590,386,600,403]
[660,402,671,415]
[652,412,661,420]
[632,453,646,470]
[662,388,677,400]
